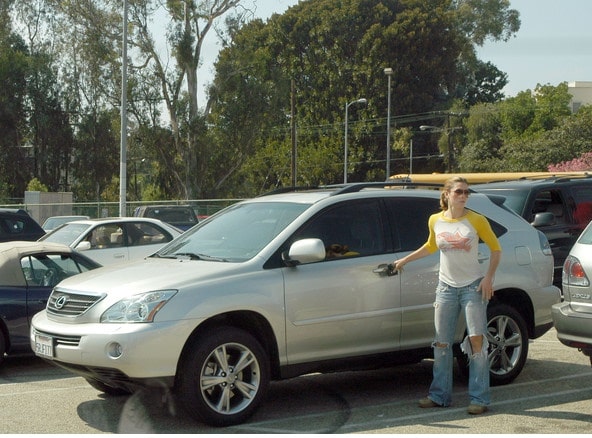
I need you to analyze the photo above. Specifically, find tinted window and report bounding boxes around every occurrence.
[385,198,507,252]
[291,199,386,259]
[385,198,440,252]
[570,185,592,230]
[0,212,45,242]
[529,189,568,224]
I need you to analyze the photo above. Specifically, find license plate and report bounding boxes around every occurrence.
[34,334,54,359]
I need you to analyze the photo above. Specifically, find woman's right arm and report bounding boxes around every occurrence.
[393,245,431,271]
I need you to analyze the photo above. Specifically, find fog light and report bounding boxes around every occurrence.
[107,342,123,359]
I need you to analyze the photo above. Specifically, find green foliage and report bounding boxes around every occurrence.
[27,178,48,192]
[459,84,587,172]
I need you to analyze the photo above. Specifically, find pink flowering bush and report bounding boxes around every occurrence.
[548,152,592,172]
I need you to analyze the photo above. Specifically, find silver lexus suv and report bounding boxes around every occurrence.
[31,183,560,426]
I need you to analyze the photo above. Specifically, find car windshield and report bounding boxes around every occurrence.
[38,223,92,246]
[156,202,309,262]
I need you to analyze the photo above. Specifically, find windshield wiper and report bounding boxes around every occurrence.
[172,252,228,262]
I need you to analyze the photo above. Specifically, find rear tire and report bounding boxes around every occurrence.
[176,326,270,427]
[457,303,528,386]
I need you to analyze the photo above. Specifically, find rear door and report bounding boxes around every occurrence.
[83,223,129,265]
[384,197,441,349]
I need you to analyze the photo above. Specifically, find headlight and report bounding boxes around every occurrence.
[101,290,177,323]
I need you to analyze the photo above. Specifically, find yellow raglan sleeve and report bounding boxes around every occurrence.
[423,212,440,253]
[471,211,502,252]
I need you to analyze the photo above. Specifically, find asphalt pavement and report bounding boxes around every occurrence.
[1,328,591,434]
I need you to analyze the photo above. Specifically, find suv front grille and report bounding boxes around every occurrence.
[34,329,81,347]
[47,289,105,316]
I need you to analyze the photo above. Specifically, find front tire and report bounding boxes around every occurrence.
[457,303,529,386]
[177,326,270,427]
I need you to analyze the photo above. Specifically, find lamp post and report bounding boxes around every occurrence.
[344,97,367,183]
[409,138,413,175]
[420,124,460,172]
[119,0,128,217]
[384,67,393,180]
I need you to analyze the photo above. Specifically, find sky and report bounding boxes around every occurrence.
[197,0,592,100]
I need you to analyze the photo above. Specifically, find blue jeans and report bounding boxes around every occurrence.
[428,279,490,407]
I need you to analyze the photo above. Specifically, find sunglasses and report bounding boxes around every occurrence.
[451,189,470,196]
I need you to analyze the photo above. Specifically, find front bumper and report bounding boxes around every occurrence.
[552,302,592,354]
[31,311,200,384]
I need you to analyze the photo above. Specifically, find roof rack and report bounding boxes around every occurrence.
[258,182,445,198]
[517,172,592,182]
[257,186,319,197]
[329,181,444,195]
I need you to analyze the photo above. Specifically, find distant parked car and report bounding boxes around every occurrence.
[42,215,90,232]
[38,217,182,266]
[552,219,592,366]
[0,241,100,365]
[0,208,45,242]
[133,205,198,231]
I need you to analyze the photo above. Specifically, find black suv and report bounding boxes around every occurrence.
[0,208,45,242]
[473,175,592,287]
[133,205,198,231]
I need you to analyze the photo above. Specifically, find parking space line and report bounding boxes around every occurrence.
[237,371,592,434]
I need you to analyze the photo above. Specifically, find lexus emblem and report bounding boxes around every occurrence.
[55,295,68,309]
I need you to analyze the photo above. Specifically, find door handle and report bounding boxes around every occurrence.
[373,263,398,276]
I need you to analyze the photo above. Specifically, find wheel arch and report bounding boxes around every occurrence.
[176,311,281,382]
[491,288,535,338]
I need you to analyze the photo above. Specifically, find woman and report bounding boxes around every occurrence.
[393,176,501,415]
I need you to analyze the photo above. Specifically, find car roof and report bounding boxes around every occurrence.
[0,241,75,286]
[243,183,447,205]
[473,175,592,190]
[0,208,32,216]
[63,217,177,226]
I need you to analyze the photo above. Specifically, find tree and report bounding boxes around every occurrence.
[459,84,588,172]
[208,0,520,194]
[0,31,31,196]
[71,110,119,201]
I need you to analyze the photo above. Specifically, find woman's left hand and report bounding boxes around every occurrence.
[478,276,495,301]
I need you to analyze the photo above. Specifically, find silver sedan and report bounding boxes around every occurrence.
[552,219,592,365]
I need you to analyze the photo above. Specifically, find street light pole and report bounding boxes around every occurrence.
[420,124,460,172]
[119,0,128,217]
[343,97,367,184]
[384,68,393,180]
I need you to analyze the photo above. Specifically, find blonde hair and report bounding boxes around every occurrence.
[440,176,469,210]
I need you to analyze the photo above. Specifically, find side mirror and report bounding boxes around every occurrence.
[531,212,555,227]
[282,238,326,266]
[75,241,92,251]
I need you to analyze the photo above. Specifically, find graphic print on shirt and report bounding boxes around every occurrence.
[437,228,473,252]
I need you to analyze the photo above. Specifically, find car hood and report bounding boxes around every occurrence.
[55,256,249,297]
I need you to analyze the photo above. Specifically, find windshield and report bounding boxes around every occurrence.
[39,223,92,246]
[156,202,309,262]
